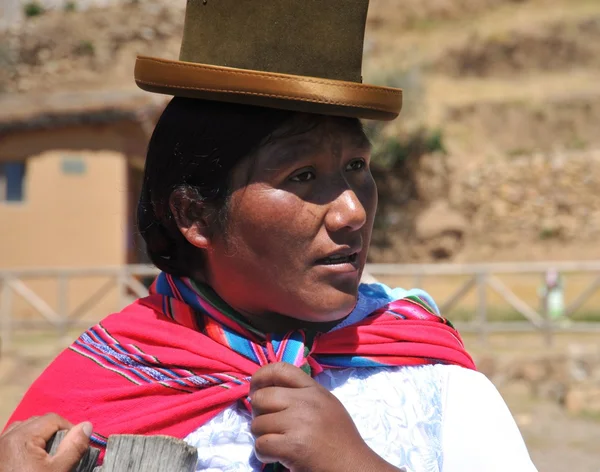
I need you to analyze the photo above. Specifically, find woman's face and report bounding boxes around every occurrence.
[204,116,377,331]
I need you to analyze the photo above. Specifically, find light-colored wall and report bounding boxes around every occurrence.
[0,150,129,321]
[0,150,127,268]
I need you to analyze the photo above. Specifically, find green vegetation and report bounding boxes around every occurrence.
[23,1,45,17]
[370,128,446,170]
[539,227,560,240]
[74,40,95,56]
[64,1,77,12]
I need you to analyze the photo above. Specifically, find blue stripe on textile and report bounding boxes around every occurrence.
[312,355,386,368]
[186,376,213,387]
[270,337,281,353]
[224,330,260,363]
[171,277,212,316]
[88,328,189,382]
[155,273,171,298]
[90,434,108,447]
[75,341,151,383]
[278,333,305,365]
[79,334,173,383]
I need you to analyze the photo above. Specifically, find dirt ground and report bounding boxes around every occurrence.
[1,329,600,472]
[464,332,600,472]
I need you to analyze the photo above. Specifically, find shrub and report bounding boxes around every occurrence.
[64,1,77,12]
[23,1,45,17]
[74,40,95,56]
[370,128,446,170]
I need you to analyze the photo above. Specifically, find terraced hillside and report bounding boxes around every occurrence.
[365,0,600,262]
[1,0,599,262]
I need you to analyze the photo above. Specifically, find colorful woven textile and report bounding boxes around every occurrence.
[7,273,475,461]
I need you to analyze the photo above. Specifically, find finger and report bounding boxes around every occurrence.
[50,422,93,471]
[253,433,289,465]
[250,386,292,417]
[23,413,73,441]
[250,412,290,438]
[250,363,313,394]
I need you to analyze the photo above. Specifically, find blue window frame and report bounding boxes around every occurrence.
[0,161,26,203]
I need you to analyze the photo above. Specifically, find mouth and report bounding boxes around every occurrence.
[315,252,359,266]
[314,246,362,276]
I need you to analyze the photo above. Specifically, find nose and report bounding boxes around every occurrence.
[324,188,367,233]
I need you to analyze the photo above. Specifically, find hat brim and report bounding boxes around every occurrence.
[135,56,402,121]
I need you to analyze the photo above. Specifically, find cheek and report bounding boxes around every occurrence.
[229,187,320,258]
[359,174,378,224]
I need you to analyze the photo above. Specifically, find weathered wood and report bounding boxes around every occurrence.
[565,273,600,317]
[46,432,197,472]
[439,275,477,314]
[366,260,600,275]
[3,261,600,352]
[486,275,544,327]
[122,274,152,299]
[68,278,117,321]
[0,276,13,354]
[8,278,62,325]
[476,273,488,345]
[101,435,198,472]
[46,430,101,472]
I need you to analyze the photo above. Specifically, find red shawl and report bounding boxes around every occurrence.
[7,277,475,453]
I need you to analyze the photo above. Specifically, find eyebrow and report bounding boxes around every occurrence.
[261,132,372,171]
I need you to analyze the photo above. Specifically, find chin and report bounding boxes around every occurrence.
[301,286,359,323]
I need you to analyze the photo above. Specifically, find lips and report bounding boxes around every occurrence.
[314,243,362,267]
[316,253,359,265]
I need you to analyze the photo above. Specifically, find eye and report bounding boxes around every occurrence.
[346,159,366,172]
[289,169,316,183]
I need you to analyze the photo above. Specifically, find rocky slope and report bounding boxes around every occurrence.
[1,0,599,263]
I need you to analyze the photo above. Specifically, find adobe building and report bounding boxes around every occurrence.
[0,89,166,320]
[0,89,165,267]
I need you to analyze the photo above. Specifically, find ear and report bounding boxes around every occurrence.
[169,187,215,250]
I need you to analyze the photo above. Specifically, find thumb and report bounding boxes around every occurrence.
[50,421,93,471]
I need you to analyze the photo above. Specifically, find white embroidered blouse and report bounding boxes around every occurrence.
[184,284,538,472]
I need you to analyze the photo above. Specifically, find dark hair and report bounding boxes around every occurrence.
[137,97,296,276]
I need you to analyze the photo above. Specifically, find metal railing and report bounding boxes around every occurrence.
[1,261,600,354]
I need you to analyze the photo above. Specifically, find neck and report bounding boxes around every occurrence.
[176,275,351,335]
[234,307,348,335]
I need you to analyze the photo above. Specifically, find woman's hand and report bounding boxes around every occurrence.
[0,413,92,472]
[250,363,400,472]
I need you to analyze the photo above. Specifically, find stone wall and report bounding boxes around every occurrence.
[477,345,600,416]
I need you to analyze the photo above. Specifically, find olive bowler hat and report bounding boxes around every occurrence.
[134,0,402,120]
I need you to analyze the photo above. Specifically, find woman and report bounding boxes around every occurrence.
[7,98,535,472]
[8,2,537,471]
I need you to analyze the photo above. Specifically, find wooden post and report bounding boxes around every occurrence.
[117,271,128,311]
[57,275,69,336]
[541,280,554,347]
[0,276,13,355]
[47,433,198,472]
[102,435,198,472]
[476,272,488,346]
[46,430,100,472]
[440,275,476,314]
